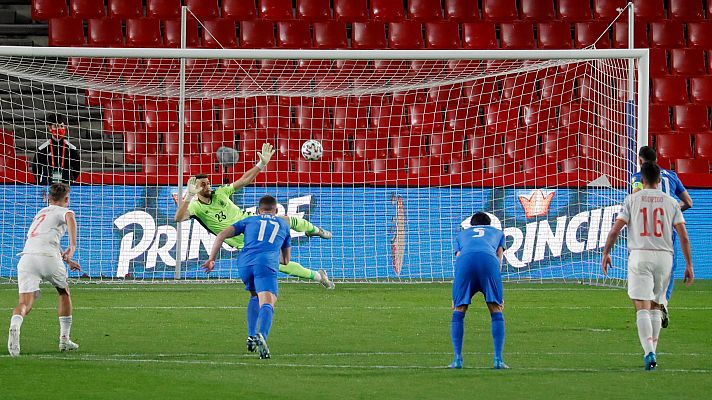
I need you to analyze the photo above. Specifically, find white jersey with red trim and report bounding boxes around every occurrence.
[617,189,685,254]
[22,205,73,256]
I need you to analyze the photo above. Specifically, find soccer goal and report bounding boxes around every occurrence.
[0,42,648,286]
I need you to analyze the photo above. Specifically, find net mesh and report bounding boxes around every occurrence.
[0,45,637,286]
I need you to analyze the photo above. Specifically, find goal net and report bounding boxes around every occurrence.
[0,46,648,286]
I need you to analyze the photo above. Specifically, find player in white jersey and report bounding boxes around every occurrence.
[602,162,693,371]
[7,183,81,357]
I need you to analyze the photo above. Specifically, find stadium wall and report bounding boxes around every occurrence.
[0,186,709,281]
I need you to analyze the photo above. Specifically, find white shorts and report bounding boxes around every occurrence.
[627,250,673,304]
[17,253,68,294]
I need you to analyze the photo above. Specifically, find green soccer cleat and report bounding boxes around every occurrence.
[255,333,270,359]
[306,228,332,240]
[661,304,669,329]
[644,352,657,371]
[493,358,510,370]
[448,357,463,369]
[246,336,257,353]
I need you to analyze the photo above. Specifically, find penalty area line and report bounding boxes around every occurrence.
[21,305,712,311]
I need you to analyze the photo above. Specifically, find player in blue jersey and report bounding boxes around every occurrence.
[203,195,291,359]
[631,146,693,328]
[449,212,508,370]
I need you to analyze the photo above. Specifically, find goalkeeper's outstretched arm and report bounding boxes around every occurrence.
[231,143,275,191]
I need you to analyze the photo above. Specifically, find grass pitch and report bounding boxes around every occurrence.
[1,281,711,399]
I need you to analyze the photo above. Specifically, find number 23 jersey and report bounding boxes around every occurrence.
[188,185,252,249]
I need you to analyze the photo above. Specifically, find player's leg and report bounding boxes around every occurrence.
[278,261,334,289]
[8,255,41,356]
[254,269,278,359]
[628,251,657,370]
[281,215,332,239]
[479,255,508,369]
[56,287,78,352]
[661,233,678,329]
[449,256,475,369]
[239,265,259,352]
[650,253,673,358]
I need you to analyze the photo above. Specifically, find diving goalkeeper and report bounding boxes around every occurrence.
[174,143,334,290]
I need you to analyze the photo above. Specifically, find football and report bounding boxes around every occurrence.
[301,139,323,161]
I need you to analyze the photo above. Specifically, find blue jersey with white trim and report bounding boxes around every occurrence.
[232,214,291,269]
[455,225,505,259]
[631,168,686,198]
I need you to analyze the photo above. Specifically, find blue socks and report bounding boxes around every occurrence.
[258,304,274,341]
[247,296,259,337]
[450,311,465,359]
[491,312,505,361]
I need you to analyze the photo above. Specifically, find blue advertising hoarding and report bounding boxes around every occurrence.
[0,185,710,281]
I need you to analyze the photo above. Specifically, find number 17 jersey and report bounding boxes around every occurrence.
[233,214,291,271]
[617,188,685,254]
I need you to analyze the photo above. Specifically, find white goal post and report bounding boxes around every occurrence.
[0,45,649,286]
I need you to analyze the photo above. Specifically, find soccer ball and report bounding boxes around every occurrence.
[301,139,323,161]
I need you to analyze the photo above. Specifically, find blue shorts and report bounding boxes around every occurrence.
[452,252,503,307]
[239,264,278,296]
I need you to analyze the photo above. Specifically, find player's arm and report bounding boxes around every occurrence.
[678,190,693,212]
[280,227,292,265]
[675,223,694,287]
[202,225,237,273]
[175,177,200,222]
[63,211,80,271]
[231,143,275,191]
[601,219,627,276]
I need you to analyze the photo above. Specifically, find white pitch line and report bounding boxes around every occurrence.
[19,305,712,311]
[16,355,711,373]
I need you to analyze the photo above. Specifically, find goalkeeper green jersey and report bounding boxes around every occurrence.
[188,185,253,249]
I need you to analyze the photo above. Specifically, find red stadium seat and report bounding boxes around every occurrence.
[184,100,215,133]
[185,0,219,19]
[388,21,423,49]
[220,99,255,131]
[124,133,160,164]
[163,19,199,48]
[144,100,179,133]
[670,49,705,76]
[48,18,85,46]
[656,134,693,162]
[560,157,580,173]
[688,22,712,49]
[427,84,461,107]
[695,133,712,159]
[295,104,331,131]
[650,21,685,49]
[538,22,572,49]
[108,0,142,18]
[241,20,276,48]
[259,0,292,20]
[647,104,672,134]
[276,130,310,159]
[632,0,664,21]
[484,103,518,136]
[647,48,668,77]
[482,0,517,21]
[87,18,123,47]
[485,156,514,175]
[351,22,387,49]
[673,104,709,133]
[521,0,555,20]
[502,74,537,104]
[448,156,484,174]
[202,19,238,48]
[222,0,256,20]
[557,0,592,21]
[462,22,497,49]
[371,104,406,134]
[669,0,704,21]
[313,21,348,49]
[408,0,443,22]
[542,131,577,161]
[408,156,444,176]
[126,18,162,48]
[613,22,647,48]
[504,131,538,161]
[391,132,426,158]
[70,0,105,18]
[444,0,479,21]
[147,0,180,18]
[32,0,67,20]
[296,0,330,21]
[430,132,465,157]
[257,103,291,130]
[522,104,556,134]
[163,132,199,156]
[690,77,712,105]
[277,20,311,49]
[574,22,611,48]
[425,22,461,49]
[675,158,709,174]
[463,78,499,104]
[370,0,405,22]
[103,99,139,133]
[540,75,574,105]
[466,128,500,159]
[522,156,558,176]
[409,103,443,133]
[593,0,626,20]
[560,102,595,132]
[354,131,389,159]
[652,77,688,105]
[500,22,534,50]
[333,0,368,21]
[333,102,368,134]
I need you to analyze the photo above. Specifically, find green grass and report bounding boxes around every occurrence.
[1,281,711,399]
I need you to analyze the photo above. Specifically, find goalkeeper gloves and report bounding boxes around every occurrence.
[185,176,200,201]
[256,143,275,170]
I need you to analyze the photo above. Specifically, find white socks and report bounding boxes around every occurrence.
[649,309,662,352]
[59,316,72,341]
[636,310,655,354]
[10,314,23,329]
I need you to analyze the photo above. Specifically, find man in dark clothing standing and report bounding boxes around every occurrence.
[32,117,80,185]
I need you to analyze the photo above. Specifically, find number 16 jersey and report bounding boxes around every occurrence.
[617,188,685,254]
[188,185,252,249]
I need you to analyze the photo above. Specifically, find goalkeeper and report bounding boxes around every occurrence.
[175,143,334,290]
